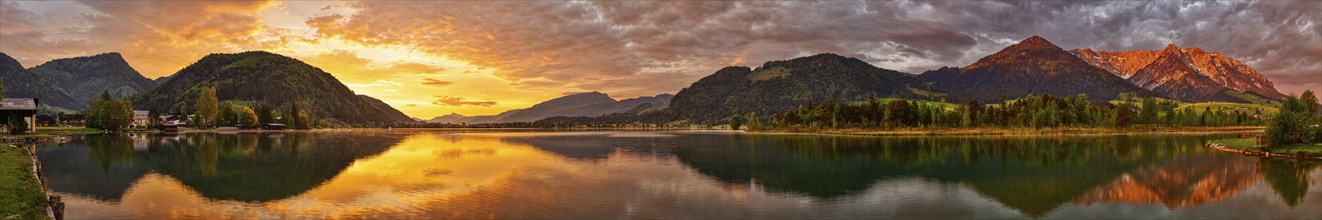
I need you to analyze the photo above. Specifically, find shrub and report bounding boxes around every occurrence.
[730,114,743,130]
[7,116,28,135]
[1266,112,1304,147]
[1303,125,1322,144]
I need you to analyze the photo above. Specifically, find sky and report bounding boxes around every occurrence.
[2,0,1319,119]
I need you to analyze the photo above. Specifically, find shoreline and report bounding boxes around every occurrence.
[1206,138,1322,160]
[749,126,1265,137]
[0,135,72,144]
[22,126,1268,138]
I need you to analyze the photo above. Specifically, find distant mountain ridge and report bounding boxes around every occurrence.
[1070,44,1284,100]
[28,52,157,106]
[427,92,672,124]
[0,52,81,111]
[918,36,1155,103]
[132,51,412,123]
[497,91,618,123]
[666,53,943,123]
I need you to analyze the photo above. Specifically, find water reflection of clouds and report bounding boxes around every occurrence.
[40,133,1322,219]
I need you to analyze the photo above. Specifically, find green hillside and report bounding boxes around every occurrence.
[132,51,412,124]
[665,53,946,124]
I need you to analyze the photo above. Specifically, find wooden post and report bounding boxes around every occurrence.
[49,195,63,220]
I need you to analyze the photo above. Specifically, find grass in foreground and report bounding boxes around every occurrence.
[1211,138,1259,149]
[35,126,102,135]
[1211,138,1322,157]
[1270,143,1322,157]
[33,126,96,132]
[0,146,48,219]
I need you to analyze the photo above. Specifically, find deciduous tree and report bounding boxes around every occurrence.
[195,87,219,128]
[240,107,259,127]
[730,114,743,130]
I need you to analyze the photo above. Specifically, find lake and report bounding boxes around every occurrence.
[33,131,1322,219]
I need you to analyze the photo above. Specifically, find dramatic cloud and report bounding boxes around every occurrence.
[421,78,453,87]
[1,0,284,75]
[432,95,496,107]
[304,0,1320,97]
[2,0,1319,117]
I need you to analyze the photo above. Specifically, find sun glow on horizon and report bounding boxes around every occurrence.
[4,0,1319,119]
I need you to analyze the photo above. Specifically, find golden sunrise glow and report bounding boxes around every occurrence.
[54,133,792,218]
[1,0,571,118]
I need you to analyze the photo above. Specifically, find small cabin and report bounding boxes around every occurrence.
[0,98,39,133]
[263,123,287,130]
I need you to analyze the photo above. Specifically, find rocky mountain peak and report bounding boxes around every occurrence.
[1071,44,1285,100]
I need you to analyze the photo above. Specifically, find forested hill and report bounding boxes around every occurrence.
[131,51,412,123]
[28,52,157,106]
[664,53,946,123]
[0,52,81,111]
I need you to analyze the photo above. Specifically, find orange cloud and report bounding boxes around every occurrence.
[1,1,284,77]
[296,50,445,83]
[421,78,453,87]
[432,95,496,107]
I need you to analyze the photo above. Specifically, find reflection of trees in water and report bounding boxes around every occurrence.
[86,134,135,171]
[1259,158,1320,207]
[194,135,219,176]
[671,134,1235,217]
[38,133,408,202]
[147,133,405,202]
[39,135,151,201]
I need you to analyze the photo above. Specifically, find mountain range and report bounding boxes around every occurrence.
[918,36,1156,103]
[1071,44,1284,101]
[428,92,672,124]
[2,34,1290,125]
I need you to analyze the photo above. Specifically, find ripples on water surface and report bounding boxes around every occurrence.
[33,131,1322,219]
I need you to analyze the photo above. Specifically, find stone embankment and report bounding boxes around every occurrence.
[0,136,71,144]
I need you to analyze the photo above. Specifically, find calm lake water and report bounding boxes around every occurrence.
[33,131,1322,219]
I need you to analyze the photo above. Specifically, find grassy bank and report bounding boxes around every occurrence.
[753,126,1265,136]
[1211,138,1322,158]
[0,146,48,219]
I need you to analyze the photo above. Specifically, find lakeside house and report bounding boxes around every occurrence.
[36,115,56,126]
[0,98,39,133]
[132,110,150,128]
[59,114,87,125]
[164,114,188,126]
[262,123,287,130]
